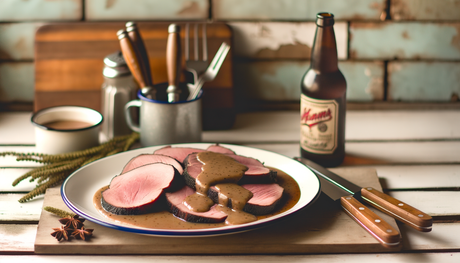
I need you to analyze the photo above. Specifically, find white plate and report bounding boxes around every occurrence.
[61,143,320,237]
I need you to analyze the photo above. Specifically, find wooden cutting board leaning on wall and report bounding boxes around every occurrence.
[34,22,234,130]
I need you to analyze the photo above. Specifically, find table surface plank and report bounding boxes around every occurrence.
[1,110,459,261]
[1,253,460,263]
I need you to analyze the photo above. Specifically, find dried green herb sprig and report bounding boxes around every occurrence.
[44,206,76,218]
[2,132,139,203]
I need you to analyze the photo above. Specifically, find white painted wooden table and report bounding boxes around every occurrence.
[1,110,459,262]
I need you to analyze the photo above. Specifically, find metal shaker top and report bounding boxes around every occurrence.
[103,51,131,78]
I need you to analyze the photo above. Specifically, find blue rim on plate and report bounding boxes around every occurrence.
[61,143,321,237]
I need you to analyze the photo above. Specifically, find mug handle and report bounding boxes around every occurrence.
[124,100,141,133]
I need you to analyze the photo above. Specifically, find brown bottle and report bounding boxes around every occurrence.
[300,12,347,167]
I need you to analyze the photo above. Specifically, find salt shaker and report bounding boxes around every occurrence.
[101,51,137,142]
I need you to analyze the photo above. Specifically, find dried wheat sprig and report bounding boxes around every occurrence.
[29,157,86,183]
[43,206,76,218]
[12,158,84,186]
[18,172,69,203]
[3,132,139,203]
[123,132,140,151]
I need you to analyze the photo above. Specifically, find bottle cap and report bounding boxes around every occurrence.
[103,51,131,78]
[316,12,335,27]
[168,24,180,33]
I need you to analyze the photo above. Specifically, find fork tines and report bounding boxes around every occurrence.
[185,23,207,62]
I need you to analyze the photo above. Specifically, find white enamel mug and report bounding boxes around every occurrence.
[31,106,103,154]
[125,83,202,147]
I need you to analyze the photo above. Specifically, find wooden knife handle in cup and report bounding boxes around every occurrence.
[166,24,181,102]
[118,29,146,88]
[361,187,433,232]
[341,195,401,247]
[126,22,153,87]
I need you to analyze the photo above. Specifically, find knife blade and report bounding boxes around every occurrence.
[297,157,433,233]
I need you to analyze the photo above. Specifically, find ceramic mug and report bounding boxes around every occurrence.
[31,106,103,154]
[125,83,202,147]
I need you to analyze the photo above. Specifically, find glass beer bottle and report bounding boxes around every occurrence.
[300,12,347,167]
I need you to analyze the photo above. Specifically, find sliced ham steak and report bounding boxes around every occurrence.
[153,144,236,164]
[121,154,183,175]
[165,186,227,223]
[206,144,235,154]
[153,146,205,163]
[101,163,180,215]
[183,152,277,189]
[208,183,284,215]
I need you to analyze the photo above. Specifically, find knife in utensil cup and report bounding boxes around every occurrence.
[297,158,433,233]
[166,24,182,103]
[125,22,155,98]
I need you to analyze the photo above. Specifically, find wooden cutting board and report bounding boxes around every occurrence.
[34,167,401,254]
[34,22,234,130]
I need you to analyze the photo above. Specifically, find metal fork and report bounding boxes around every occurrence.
[187,42,231,101]
[184,23,208,86]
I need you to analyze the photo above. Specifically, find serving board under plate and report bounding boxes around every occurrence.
[35,167,401,254]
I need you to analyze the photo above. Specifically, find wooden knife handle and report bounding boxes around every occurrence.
[126,22,153,87]
[361,187,433,232]
[166,24,181,89]
[118,30,146,88]
[341,196,401,247]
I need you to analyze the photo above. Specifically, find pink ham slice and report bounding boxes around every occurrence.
[206,144,235,154]
[101,163,179,215]
[243,184,284,215]
[121,154,184,175]
[165,186,227,223]
[208,183,284,215]
[153,146,205,163]
[183,152,277,188]
[153,144,235,164]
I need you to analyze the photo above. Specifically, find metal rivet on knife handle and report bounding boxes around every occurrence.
[341,195,401,247]
[361,187,433,232]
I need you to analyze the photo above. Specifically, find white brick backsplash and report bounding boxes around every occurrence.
[0,0,81,21]
[350,22,460,60]
[229,22,348,59]
[0,23,44,60]
[388,62,460,101]
[213,0,386,21]
[391,0,460,21]
[234,61,384,102]
[85,0,208,21]
[0,62,34,102]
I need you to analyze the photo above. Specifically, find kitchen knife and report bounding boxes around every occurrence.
[297,157,433,233]
[314,169,401,247]
[166,24,182,103]
[125,22,155,97]
[117,30,148,89]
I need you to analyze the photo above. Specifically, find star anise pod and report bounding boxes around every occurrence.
[72,227,94,241]
[51,225,72,241]
[59,214,85,229]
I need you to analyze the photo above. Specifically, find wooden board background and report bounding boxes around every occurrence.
[34,22,234,130]
[35,167,401,254]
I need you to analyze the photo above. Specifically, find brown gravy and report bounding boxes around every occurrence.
[93,167,300,230]
[42,120,92,130]
[184,152,256,224]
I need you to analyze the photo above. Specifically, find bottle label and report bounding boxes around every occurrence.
[300,94,339,154]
